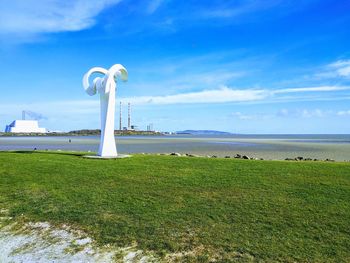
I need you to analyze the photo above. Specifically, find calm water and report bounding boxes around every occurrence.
[1,134,350,161]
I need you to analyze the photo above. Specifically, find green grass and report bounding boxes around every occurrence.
[0,151,350,262]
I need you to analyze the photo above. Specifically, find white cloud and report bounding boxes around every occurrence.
[199,0,283,19]
[329,60,350,77]
[231,112,254,120]
[0,0,122,36]
[147,0,165,14]
[300,109,325,118]
[122,86,268,105]
[277,108,289,117]
[120,85,350,105]
[274,86,349,94]
[232,108,350,122]
[337,110,350,116]
[181,71,245,86]
[1,86,349,119]
[0,100,99,118]
[230,112,271,120]
[314,59,350,79]
[278,108,350,118]
[1,85,349,132]
[337,67,350,77]
[277,109,330,118]
[329,60,350,68]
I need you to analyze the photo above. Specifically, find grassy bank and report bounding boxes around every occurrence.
[0,151,349,262]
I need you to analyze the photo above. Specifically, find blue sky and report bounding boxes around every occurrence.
[0,0,350,133]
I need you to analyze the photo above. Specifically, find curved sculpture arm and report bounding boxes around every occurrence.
[82,67,108,96]
[110,64,128,82]
[104,64,128,94]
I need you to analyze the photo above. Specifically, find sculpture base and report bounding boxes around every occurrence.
[83,154,131,159]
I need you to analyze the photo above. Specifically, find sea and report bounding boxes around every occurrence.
[1,134,350,161]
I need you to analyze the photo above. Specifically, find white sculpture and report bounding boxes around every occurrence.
[83,64,128,157]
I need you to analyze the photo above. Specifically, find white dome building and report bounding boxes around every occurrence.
[5,120,46,133]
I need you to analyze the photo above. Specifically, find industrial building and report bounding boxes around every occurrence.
[147,123,154,132]
[119,102,154,132]
[4,111,47,133]
[5,120,46,133]
[119,102,138,131]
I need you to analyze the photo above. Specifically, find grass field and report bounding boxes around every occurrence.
[0,151,349,262]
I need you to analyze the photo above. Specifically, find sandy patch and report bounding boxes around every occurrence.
[0,210,157,263]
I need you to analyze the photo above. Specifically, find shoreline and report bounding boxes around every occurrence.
[0,150,346,162]
[0,130,163,137]
[1,135,350,161]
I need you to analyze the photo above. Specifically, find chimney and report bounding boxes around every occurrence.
[119,102,122,130]
[128,102,131,130]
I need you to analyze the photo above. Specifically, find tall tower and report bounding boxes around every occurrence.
[119,102,122,130]
[128,102,131,130]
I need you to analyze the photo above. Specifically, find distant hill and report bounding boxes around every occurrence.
[176,130,232,135]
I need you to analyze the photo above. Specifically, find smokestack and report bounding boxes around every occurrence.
[128,102,131,130]
[119,102,122,130]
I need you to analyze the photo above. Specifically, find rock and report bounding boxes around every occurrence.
[313,159,319,161]
[211,155,218,158]
[234,154,242,159]
[170,152,181,156]
[296,156,304,161]
[304,158,313,161]
[224,156,231,158]
[285,158,294,161]
[325,158,335,162]
[185,153,200,157]
[242,155,250,160]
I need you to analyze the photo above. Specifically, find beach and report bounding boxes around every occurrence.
[1,134,350,161]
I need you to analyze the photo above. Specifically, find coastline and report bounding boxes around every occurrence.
[1,134,350,161]
[0,149,347,163]
[0,130,163,137]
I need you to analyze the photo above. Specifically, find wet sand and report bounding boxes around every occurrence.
[0,135,350,161]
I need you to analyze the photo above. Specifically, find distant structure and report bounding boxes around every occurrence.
[5,111,46,133]
[128,102,131,130]
[118,101,136,131]
[147,123,153,132]
[119,101,122,131]
[5,120,46,133]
